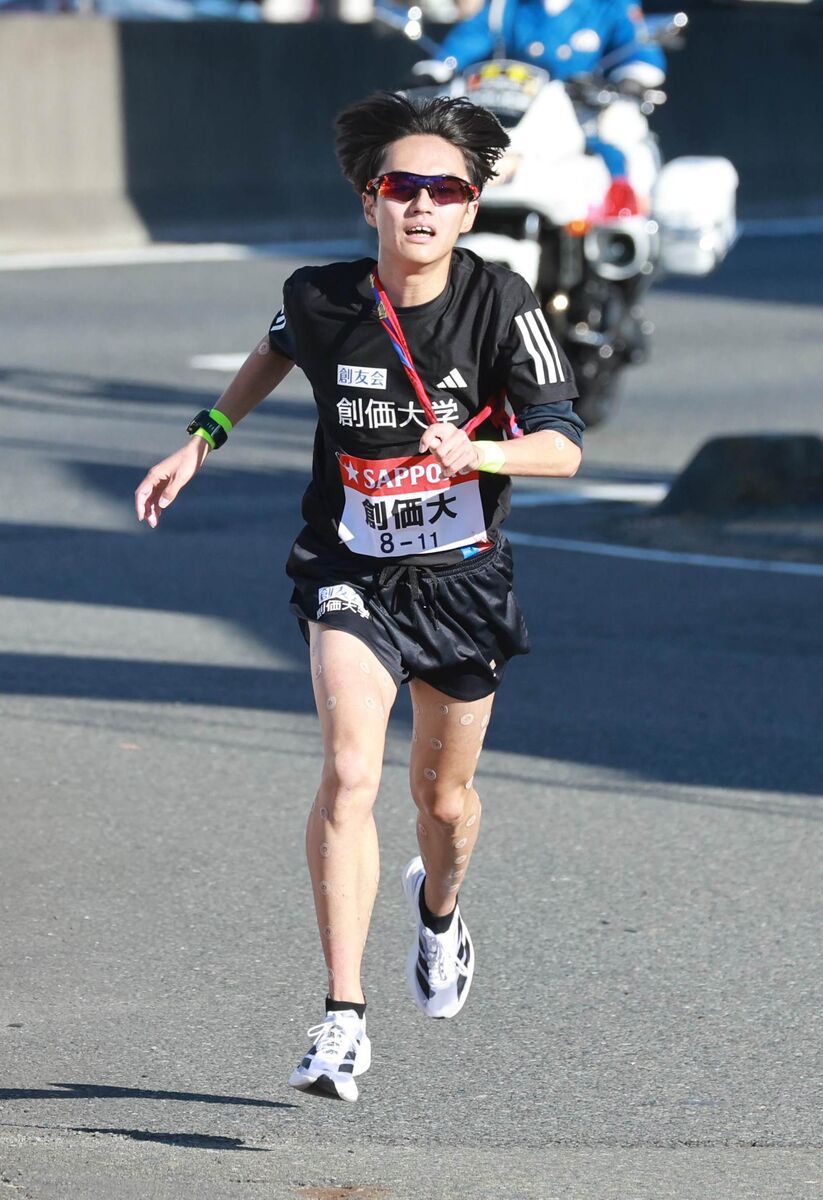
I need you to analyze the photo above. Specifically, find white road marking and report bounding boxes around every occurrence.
[0,239,366,273]
[0,243,259,272]
[190,353,248,372]
[507,530,823,577]
[512,482,669,506]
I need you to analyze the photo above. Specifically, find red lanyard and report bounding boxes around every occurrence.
[370,271,494,436]
[370,271,439,425]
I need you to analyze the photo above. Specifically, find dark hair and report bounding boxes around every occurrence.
[335,91,510,195]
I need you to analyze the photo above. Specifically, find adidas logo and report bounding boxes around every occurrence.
[437,368,467,390]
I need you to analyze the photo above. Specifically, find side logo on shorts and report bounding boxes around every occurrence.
[317,584,371,621]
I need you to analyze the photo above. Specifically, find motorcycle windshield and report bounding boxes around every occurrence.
[463,60,550,128]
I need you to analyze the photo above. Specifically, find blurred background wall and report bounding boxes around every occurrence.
[0,8,820,252]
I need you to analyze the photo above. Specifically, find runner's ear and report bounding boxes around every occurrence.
[460,199,479,235]
[363,191,378,229]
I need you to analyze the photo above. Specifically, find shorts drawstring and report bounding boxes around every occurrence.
[378,564,440,630]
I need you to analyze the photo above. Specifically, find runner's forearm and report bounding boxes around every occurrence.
[489,429,581,477]
[211,340,294,427]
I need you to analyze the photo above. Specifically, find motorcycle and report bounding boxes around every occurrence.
[376,7,738,428]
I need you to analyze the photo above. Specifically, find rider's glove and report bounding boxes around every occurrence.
[411,59,456,85]
[608,62,666,90]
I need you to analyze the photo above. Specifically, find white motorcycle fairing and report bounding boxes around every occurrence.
[450,58,737,286]
[653,156,739,276]
[453,63,612,288]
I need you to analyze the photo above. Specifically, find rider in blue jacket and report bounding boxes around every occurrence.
[435,0,665,89]
[418,0,666,183]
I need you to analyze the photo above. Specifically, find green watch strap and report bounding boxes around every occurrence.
[187,408,228,449]
[192,427,217,450]
[209,409,233,435]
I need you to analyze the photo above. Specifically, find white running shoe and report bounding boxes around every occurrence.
[401,856,474,1019]
[288,1009,371,1102]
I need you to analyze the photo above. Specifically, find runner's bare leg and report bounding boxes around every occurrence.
[307,624,397,1004]
[408,680,495,917]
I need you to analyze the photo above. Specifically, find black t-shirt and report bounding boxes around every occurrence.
[269,248,583,567]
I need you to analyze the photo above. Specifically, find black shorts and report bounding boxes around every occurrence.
[286,533,530,701]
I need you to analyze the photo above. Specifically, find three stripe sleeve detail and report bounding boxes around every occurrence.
[514,309,565,386]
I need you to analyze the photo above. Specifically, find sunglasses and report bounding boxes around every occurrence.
[365,171,480,206]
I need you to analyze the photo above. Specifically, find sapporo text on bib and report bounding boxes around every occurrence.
[337,450,487,557]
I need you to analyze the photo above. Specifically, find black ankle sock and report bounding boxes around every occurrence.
[326,996,366,1019]
[419,883,456,935]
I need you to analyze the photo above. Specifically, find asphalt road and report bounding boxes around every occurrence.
[1,234,822,1199]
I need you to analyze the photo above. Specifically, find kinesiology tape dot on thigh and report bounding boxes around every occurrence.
[317,673,389,724]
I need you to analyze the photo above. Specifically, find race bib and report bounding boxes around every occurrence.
[337,450,487,558]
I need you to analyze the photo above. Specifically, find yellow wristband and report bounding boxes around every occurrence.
[474,441,506,474]
[192,427,216,450]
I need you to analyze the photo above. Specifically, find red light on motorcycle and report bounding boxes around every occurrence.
[601,178,640,220]
[566,219,590,237]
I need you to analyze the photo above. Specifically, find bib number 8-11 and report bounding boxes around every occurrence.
[380,531,439,555]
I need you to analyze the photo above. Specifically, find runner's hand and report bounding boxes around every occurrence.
[419,423,479,478]
[134,438,209,528]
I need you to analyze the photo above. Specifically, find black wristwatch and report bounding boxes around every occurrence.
[186,409,228,449]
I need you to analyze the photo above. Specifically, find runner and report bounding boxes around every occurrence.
[134,91,584,1103]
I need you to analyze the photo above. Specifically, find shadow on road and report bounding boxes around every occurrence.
[0,366,314,425]
[654,233,823,309]
[0,653,305,711]
[0,1082,295,1111]
[68,1127,272,1150]
[2,375,822,803]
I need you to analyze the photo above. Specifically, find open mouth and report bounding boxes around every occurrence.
[405,225,436,238]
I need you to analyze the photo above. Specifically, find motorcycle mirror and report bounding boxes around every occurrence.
[636,12,689,49]
[373,1,442,57]
[405,5,423,41]
[640,89,667,115]
[596,11,686,75]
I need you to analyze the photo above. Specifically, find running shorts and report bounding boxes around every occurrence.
[286,533,530,701]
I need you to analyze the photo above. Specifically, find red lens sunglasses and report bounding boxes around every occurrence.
[366,171,480,206]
